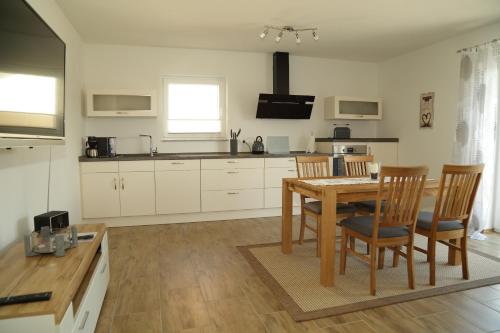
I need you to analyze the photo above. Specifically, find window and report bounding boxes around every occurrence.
[162,76,227,140]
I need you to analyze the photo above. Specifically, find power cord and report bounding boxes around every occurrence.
[242,140,252,152]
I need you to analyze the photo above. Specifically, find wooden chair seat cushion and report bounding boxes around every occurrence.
[304,201,357,215]
[340,216,409,238]
[416,211,464,231]
[355,200,385,213]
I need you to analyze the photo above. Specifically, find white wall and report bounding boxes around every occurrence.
[83,45,380,154]
[378,22,500,179]
[0,0,83,250]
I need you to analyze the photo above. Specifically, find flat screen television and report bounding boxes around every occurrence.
[0,0,66,143]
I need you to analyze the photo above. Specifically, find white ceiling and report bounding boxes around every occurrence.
[55,0,500,62]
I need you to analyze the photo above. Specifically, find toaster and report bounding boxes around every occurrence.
[34,211,69,233]
[333,125,351,139]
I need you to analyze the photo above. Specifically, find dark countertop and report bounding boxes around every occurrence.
[315,138,399,143]
[79,151,331,162]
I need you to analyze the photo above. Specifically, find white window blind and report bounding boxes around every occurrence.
[163,76,226,140]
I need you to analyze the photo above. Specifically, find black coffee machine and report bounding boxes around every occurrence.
[86,136,116,157]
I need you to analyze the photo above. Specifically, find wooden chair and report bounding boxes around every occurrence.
[339,165,428,295]
[343,155,379,214]
[295,156,356,256]
[413,164,483,286]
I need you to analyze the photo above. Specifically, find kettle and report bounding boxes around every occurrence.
[86,147,98,158]
[252,136,264,154]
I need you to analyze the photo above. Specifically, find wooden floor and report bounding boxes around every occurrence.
[95,216,500,333]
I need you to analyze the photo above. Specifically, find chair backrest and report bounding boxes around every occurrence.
[432,164,484,227]
[296,156,330,178]
[373,166,428,233]
[344,155,374,176]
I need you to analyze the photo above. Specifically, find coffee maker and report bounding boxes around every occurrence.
[86,136,116,157]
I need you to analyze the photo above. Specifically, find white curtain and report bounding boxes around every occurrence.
[453,41,500,238]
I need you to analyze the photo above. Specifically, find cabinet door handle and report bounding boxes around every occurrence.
[227,192,239,195]
[171,162,184,165]
[113,178,117,190]
[121,177,125,190]
[101,263,107,274]
[227,171,239,174]
[227,161,237,164]
[78,310,90,330]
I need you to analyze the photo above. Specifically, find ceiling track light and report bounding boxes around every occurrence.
[259,25,319,44]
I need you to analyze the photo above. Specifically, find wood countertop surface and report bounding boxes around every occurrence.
[0,224,106,323]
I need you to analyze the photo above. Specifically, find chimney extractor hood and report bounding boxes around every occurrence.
[256,52,315,119]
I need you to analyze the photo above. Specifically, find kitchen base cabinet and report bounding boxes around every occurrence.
[119,172,156,216]
[156,170,200,214]
[202,189,264,212]
[81,173,120,219]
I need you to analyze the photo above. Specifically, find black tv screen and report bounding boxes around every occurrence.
[0,0,65,140]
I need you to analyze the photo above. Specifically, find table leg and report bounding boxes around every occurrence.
[448,238,462,265]
[320,187,336,287]
[282,179,293,254]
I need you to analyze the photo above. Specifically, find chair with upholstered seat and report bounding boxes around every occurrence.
[339,165,428,295]
[413,164,483,286]
[295,156,357,256]
[343,155,380,213]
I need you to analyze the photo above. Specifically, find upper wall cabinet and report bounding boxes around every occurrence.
[324,96,382,120]
[86,89,157,117]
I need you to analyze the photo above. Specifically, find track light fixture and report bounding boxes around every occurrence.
[259,25,319,44]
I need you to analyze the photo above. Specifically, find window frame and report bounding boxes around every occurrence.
[162,75,228,141]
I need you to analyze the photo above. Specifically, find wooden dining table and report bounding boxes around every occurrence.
[281,176,441,287]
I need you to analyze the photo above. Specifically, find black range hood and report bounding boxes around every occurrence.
[256,52,315,119]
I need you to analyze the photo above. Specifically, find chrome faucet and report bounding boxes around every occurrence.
[139,134,157,156]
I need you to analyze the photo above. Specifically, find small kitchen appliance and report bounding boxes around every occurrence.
[333,124,351,139]
[86,136,116,157]
[252,136,265,154]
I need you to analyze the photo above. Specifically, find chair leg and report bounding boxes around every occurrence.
[367,244,370,255]
[426,238,432,262]
[407,240,415,289]
[370,244,377,296]
[340,228,348,274]
[378,247,385,269]
[461,236,469,280]
[392,246,400,267]
[349,236,356,250]
[429,238,436,286]
[316,216,321,257]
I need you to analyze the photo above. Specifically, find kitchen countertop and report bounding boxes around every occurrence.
[79,151,331,162]
[315,138,399,142]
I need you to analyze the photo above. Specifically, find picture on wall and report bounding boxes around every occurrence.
[419,92,434,128]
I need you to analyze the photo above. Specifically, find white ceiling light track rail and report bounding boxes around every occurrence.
[259,25,319,44]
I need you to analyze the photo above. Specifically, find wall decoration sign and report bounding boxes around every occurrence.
[420,92,434,128]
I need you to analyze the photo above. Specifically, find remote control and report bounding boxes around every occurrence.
[0,291,52,306]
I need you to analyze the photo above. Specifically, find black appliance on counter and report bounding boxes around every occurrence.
[86,136,116,157]
[34,211,69,233]
[251,136,265,154]
[333,124,351,139]
[332,144,368,176]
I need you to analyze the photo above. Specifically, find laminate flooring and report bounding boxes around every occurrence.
[94,216,500,333]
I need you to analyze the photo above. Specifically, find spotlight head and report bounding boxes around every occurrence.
[312,30,319,41]
[259,28,269,39]
[275,31,283,43]
[295,32,301,44]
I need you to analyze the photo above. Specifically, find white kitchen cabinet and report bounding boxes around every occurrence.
[264,158,301,208]
[202,189,264,212]
[156,160,201,214]
[87,89,157,117]
[368,142,398,166]
[119,172,156,216]
[202,169,264,190]
[81,173,120,218]
[324,96,382,120]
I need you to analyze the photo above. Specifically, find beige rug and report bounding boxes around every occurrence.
[238,235,500,321]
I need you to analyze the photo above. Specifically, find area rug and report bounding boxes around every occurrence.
[238,236,500,321]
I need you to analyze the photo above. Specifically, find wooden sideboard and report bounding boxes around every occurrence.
[0,224,109,333]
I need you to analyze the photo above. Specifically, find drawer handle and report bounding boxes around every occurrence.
[116,111,128,115]
[101,263,107,274]
[227,192,239,195]
[288,159,295,162]
[288,169,296,172]
[79,310,90,330]
[171,162,184,165]
[226,161,238,164]
[227,171,239,174]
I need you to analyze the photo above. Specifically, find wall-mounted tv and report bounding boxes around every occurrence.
[0,0,66,143]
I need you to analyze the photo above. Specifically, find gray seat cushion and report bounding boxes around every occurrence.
[416,211,464,231]
[355,200,385,213]
[340,215,409,238]
[304,201,357,215]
